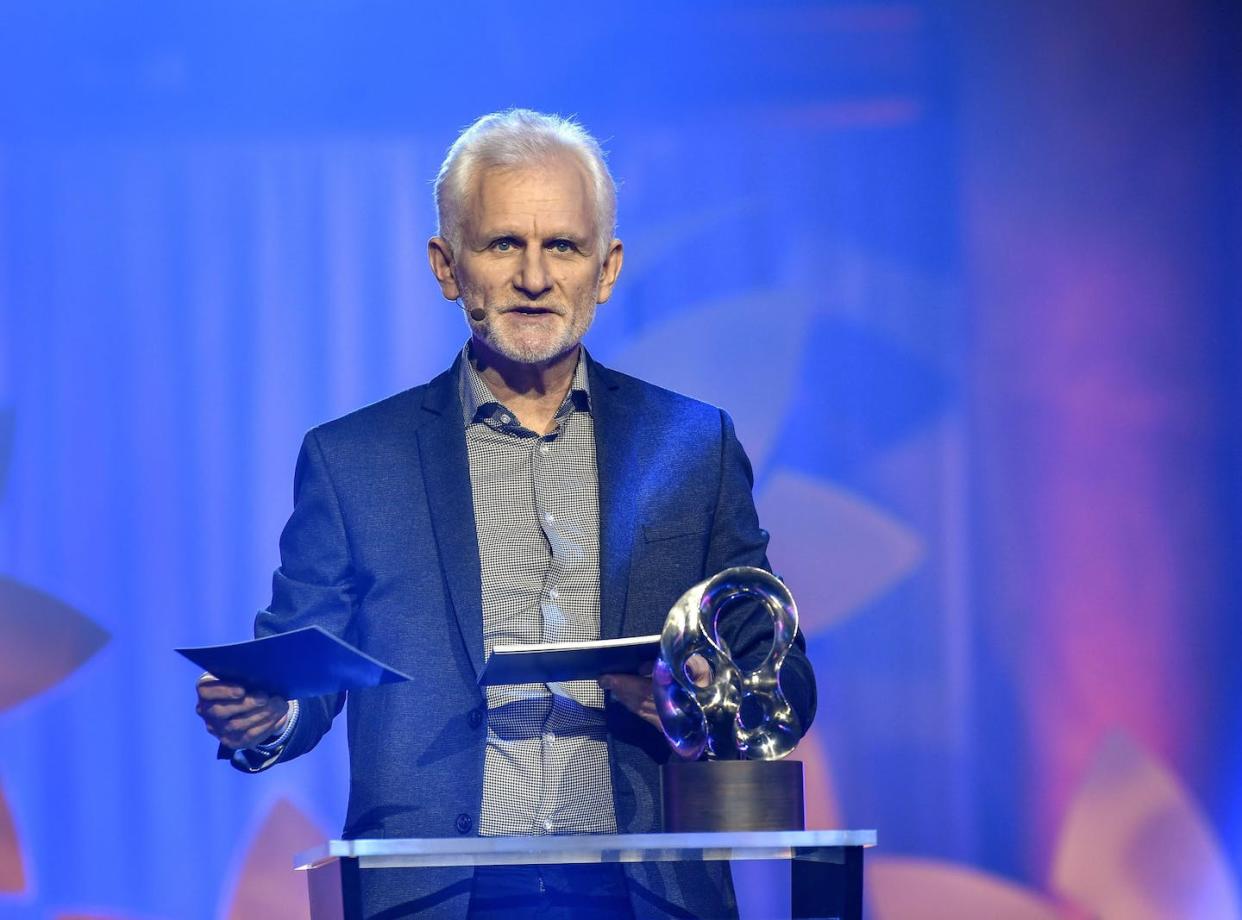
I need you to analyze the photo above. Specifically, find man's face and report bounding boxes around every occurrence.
[430,153,622,366]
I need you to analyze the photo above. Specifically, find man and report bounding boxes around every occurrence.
[195,109,816,919]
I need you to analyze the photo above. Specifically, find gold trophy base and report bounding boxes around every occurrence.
[661,759,805,833]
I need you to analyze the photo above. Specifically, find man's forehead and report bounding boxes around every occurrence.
[468,157,594,223]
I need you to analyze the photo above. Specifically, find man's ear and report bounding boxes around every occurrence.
[427,236,461,301]
[596,239,624,304]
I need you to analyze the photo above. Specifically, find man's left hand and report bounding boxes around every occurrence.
[599,656,710,732]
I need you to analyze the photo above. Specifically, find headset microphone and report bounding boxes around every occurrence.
[458,300,487,322]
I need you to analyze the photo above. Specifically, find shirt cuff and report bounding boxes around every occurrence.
[253,699,300,753]
[228,700,299,772]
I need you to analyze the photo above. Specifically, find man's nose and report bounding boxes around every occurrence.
[514,247,552,299]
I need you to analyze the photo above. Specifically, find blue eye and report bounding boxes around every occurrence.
[550,240,573,253]
[494,239,514,251]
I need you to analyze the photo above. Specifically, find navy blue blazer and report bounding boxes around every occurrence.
[246,352,817,918]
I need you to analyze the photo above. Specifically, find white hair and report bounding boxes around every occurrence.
[434,109,617,256]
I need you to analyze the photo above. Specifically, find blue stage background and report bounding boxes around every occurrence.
[0,2,1239,917]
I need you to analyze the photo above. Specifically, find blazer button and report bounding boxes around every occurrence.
[468,706,485,729]
[455,813,473,835]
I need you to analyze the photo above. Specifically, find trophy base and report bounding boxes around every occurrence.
[661,759,805,833]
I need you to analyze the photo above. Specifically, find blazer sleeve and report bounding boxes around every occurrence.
[707,410,818,739]
[224,428,355,772]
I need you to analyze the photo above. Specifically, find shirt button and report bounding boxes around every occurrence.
[541,818,554,833]
[467,706,485,729]
[543,512,554,524]
[500,414,511,424]
[539,444,550,455]
[548,588,559,600]
[455,813,473,835]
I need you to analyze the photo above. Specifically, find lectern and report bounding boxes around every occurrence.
[295,829,875,919]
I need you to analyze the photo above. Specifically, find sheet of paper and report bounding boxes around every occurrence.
[479,635,661,686]
[176,626,414,699]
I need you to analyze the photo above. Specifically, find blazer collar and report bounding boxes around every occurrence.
[417,353,486,678]
[587,353,643,641]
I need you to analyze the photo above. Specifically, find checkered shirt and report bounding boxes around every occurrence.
[459,345,617,837]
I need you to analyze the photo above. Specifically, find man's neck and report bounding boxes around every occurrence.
[470,340,581,436]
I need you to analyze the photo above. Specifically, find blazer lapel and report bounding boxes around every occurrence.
[589,355,643,641]
[417,359,486,678]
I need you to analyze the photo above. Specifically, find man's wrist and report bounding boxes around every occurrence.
[251,699,299,753]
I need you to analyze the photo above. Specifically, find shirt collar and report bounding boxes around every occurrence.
[458,342,592,428]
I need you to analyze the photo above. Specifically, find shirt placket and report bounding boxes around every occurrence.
[480,410,552,836]
[532,414,565,834]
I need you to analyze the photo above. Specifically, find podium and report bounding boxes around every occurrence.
[295,829,876,919]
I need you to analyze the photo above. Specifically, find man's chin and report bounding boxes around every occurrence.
[479,331,580,366]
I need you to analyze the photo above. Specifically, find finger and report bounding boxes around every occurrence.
[197,681,247,702]
[199,698,265,720]
[599,673,638,703]
[601,674,657,718]
[686,654,712,688]
[232,712,285,747]
[204,686,275,709]
[203,709,261,740]
[201,699,286,740]
[225,706,282,735]
[218,721,279,750]
[598,675,623,705]
[221,709,283,747]
[622,693,662,731]
[202,690,283,718]
[198,699,249,721]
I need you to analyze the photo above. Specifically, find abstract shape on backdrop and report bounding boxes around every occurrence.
[224,797,328,920]
[868,732,1240,920]
[1050,732,1242,920]
[773,317,950,483]
[0,578,110,714]
[0,779,25,893]
[757,471,923,633]
[0,407,12,503]
[788,727,843,830]
[609,290,810,475]
[870,858,1074,920]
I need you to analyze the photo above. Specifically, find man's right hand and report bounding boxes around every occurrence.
[195,673,289,751]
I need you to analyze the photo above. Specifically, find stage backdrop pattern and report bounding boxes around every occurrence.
[0,2,1239,918]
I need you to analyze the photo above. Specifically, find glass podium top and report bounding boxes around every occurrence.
[295,830,877,870]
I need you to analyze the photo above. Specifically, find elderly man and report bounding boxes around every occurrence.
[195,109,816,919]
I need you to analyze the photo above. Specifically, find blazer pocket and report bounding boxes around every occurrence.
[643,520,710,543]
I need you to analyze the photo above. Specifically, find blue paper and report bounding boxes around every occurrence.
[176,626,413,699]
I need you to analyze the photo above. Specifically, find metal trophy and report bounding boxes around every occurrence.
[653,565,807,832]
